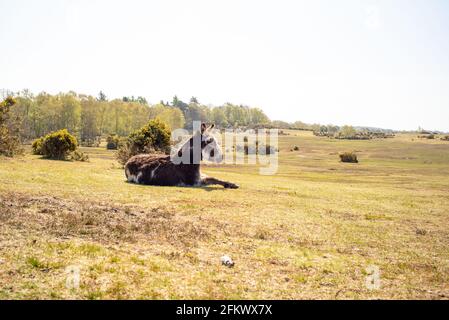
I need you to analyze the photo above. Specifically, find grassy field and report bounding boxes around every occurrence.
[0,131,448,299]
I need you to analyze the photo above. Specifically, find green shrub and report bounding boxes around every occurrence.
[33,129,78,160]
[32,137,45,155]
[339,152,358,163]
[70,149,89,162]
[116,119,171,165]
[418,134,435,140]
[106,135,120,150]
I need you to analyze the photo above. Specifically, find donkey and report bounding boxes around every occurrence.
[124,123,239,189]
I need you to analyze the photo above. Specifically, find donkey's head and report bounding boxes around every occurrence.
[175,123,223,164]
[200,123,223,163]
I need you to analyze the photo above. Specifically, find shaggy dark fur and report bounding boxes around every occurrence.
[125,124,238,189]
[125,154,201,186]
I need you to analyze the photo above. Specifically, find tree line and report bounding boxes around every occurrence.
[3,89,361,147]
[2,90,278,144]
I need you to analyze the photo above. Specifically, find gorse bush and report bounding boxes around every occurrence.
[0,97,23,157]
[32,129,80,160]
[339,152,358,163]
[32,137,45,155]
[117,119,171,165]
[106,135,120,150]
[129,119,171,152]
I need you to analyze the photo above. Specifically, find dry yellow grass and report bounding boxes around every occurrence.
[0,132,448,299]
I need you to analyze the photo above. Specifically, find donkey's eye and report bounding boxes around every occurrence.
[206,138,213,144]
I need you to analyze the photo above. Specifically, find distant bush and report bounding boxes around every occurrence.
[32,129,79,160]
[339,152,358,163]
[106,135,120,150]
[116,119,171,165]
[316,126,395,140]
[31,137,45,155]
[0,97,23,157]
[70,149,89,162]
[334,132,370,140]
[293,145,299,151]
[441,135,449,141]
[418,134,435,140]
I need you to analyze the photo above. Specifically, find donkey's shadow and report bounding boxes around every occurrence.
[125,181,228,192]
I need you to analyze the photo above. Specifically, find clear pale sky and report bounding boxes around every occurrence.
[1,0,449,131]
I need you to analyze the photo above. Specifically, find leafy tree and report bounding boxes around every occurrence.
[155,107,185,130]
[172,95,179,107]
[271,120,290,129]
[340,125,357,138]
[137,96,148,105]
[190,96,199,104]
[0,97,23,156]
[327,125,340,134]
[10,90,35,140]
[4,90,277,141]
[319,125,328,133]
[184,104,205,129]
[123,96,148,105]
[98,91,107,101]
[60,93,81,136]
[211,107,228,127]
[249,108,270,125]
[80,96,100,145]
[310,124,321,133]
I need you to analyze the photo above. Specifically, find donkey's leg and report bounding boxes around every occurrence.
[201,177,239,189]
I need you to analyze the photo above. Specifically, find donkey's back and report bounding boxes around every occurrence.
[124,154,200,186]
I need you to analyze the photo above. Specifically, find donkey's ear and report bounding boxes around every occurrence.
[209,124,215,130]
[201,123,207,133]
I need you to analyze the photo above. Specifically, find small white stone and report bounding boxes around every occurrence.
[221,255,234,267]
